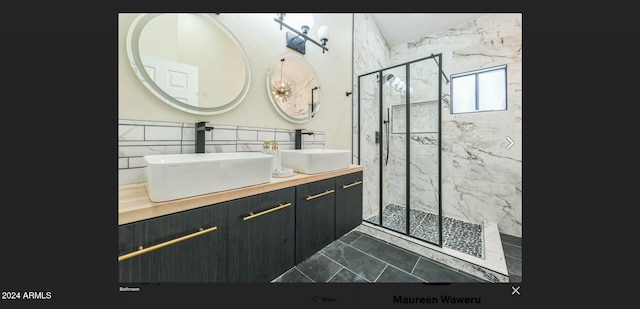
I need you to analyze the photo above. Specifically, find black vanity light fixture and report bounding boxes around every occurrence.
[275,13,329,54]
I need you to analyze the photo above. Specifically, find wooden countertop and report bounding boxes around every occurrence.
[119,165,364,225]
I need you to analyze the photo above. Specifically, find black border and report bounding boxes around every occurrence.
[3,1,561,308]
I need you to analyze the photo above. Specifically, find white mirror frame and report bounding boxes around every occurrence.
[266,52,320,124]
[126,13,251,115]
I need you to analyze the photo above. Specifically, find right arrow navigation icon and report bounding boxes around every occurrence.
[506,136,514,150]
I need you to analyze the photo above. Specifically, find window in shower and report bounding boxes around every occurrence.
[450,64,507,114]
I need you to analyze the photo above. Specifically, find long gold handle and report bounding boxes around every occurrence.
[342,180,363,189]
[306,189,335,200]
[243,203,292,221]
[118,226,218,262]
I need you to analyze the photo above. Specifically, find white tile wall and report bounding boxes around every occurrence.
[118,119,325,185]
[353,13,522,238]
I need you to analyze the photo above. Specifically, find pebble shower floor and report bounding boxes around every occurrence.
[365,203,484,258]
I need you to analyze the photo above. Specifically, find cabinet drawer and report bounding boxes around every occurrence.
[335,171,363,239]
[118,203,228,283]
[295,178,336,264]
[335,171,363,190]
[227,187,296,282]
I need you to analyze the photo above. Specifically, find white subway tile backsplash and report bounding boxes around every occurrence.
[119,168,145,186]
[213,129,238,141]
[257,130,276,141]
[118,119,324,185]
[119,125,145,141]
[236,142,264,152]
[208,144,237,153]
[118,158,129,169]
[275,131,292,142]
[145,126,182,140]
[210,124,238,130]
[277,142,295,150]
[129,157,147,168]
[118,140,182,147]
[182,127,196,141]
[237,129,258,141]
[118,145,182,157]
[181,145,196,154]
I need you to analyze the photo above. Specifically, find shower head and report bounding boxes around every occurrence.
[382,73,394,85]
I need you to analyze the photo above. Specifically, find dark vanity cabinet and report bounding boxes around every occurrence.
[295,178,336,264]
[335,171,364,239]
[118,201,229,282]
[227,187,296,282]
[119,169,363,283]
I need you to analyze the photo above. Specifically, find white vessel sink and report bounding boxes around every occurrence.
[280,149,351,174]
[144,152,273,202]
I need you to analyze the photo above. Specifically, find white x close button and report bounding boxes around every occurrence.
[512,286,520,295]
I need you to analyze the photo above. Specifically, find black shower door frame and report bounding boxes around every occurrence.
[357,54,444,248]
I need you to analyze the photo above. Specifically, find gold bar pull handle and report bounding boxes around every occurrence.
[118,226,218,262]
[306,189,335,201]
[243,203,292,221]
[342,180,363,189]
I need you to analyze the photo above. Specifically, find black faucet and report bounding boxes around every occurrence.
[195,122,214,153]
[294,129,314,149]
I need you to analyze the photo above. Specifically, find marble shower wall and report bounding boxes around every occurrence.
[383,58,441,216]
[354,13,522,238]
[353,14,391,220]
[357,75,381,219]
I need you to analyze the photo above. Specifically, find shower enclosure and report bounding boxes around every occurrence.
[357,54,483,258]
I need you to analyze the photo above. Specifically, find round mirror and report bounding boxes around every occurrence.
[126,13,251,115]
[267,52,320,123]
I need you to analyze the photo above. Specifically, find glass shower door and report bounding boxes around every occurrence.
[359,72,381,225]
[379,66,409,234]
[359,55,443,248]
[406,57,442,246]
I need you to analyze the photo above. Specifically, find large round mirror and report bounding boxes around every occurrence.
[126,13,251,115]
[267,52,320,123]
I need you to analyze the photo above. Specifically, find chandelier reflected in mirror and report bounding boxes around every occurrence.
[272,58,292,103]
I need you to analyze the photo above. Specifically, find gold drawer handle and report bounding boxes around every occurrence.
[342,180,363,189]
[243,203,292,221]
[306,189,335,201]
[118,226,218,262]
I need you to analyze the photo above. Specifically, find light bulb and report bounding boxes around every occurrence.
[317,25,330,41]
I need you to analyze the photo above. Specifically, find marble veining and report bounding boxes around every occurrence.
[353,13,522,238]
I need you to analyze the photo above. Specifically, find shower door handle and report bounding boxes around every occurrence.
[375,131,380,144]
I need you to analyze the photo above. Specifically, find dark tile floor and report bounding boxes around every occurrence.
[274,229,523,283]
[500,232,522,282]
[273,229,488,283]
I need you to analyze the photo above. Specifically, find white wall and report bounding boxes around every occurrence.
[353,13,522,238]
[119,13,353,150]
